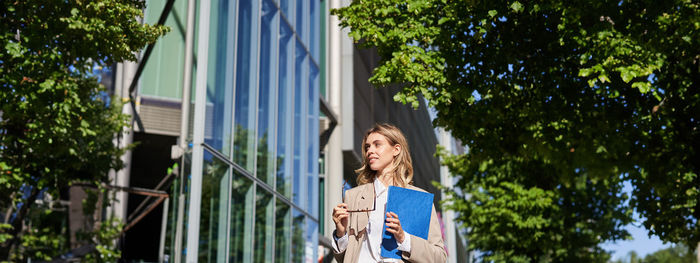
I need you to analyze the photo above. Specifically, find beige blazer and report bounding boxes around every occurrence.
[333,183,447,263]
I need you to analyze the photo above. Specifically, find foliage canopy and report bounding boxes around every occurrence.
[640,245,697,263]
[0,0,167,260]
[611,245,697,263]
[334,0,699,261]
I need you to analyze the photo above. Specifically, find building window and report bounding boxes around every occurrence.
[175,0,321,261]
[256,0,279,186]
[228,169,254,262]
[199,150,232,262]
[204,0,236,157]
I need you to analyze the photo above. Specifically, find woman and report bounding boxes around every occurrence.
[331,123,447,263]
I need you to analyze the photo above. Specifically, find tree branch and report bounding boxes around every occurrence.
[0,186,40,260]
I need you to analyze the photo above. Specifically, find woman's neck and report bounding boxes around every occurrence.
[377,172,394,187]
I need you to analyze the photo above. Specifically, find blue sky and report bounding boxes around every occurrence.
[602,182,671,260]
[603,221,670,260]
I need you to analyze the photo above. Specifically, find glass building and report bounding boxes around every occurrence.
[136,0,322,262]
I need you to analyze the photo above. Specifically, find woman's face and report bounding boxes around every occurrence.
[365,132,400,174]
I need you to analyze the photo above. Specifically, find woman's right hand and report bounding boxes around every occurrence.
[332,203,349,237]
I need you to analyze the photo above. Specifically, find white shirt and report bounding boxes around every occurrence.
[333,178,412,262]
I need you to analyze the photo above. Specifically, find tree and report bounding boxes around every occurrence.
[610,251,640,263]
[333,0,699,261]
[0,0,167,260]
[643,245,696,263]
[610,246,696,263]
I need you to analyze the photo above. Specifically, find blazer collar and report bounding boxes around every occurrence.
[355,182,374,210]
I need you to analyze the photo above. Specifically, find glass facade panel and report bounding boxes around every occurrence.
[257,0,279,185]
[305,219,319,263]
[199,150,230,262]
[308,66,318,176]
[319,0,326,99]
[295,0,305,45]
[280,0,292,22]
[307,64,319,217]
[274,199,291,263]
[233,0,259,172]
[291,209,305,263]
[254,186,274,263]
[309,0,319,61]
[181,0,320,260]
[229,170,255,262]
[276,21,294,198]
[204,0,236,156]
[292,40,307,209]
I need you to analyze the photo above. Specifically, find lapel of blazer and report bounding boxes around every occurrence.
[351,183,373,236]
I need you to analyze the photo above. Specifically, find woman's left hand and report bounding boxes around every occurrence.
[385,212,405,243]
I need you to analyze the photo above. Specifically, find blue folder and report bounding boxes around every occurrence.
[381,186,434,259]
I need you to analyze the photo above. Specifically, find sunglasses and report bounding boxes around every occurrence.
[343,181,376,213]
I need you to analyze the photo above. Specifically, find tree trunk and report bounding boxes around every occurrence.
[696,241,699,263]
[0,186,40,260]
[2,193,17,224]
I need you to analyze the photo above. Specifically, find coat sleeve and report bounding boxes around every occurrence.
[401,204,447,263]
[332,230,346,263]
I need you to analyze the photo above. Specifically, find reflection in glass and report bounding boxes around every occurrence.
[295,0,304,44]
[307,64,319,218]
[204,0,235,156]
[257,0,278,185]
[291,210,305,263]
[292,40,307,209]
[254,187,274,263]
[275,199,291,263]
[307,65,318,175]
[229,170,254,262]
[305,219,319,263]
[234,0,259,172]
[198,151,230,262]
[276,21,293,198]
[309,0,318,61]
[279,0,291,21]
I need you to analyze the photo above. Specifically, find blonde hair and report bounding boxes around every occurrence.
[355,123,414,187]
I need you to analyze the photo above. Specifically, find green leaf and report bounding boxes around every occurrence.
[488,10,498,18]
[5,42,23,58]
[621,71,634,83]
[510,1,524,13]
[631,81,651,93]
[596,145,607,153]
[587,78,597,87]
[578,68,593,77]
[39,80,55,93]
